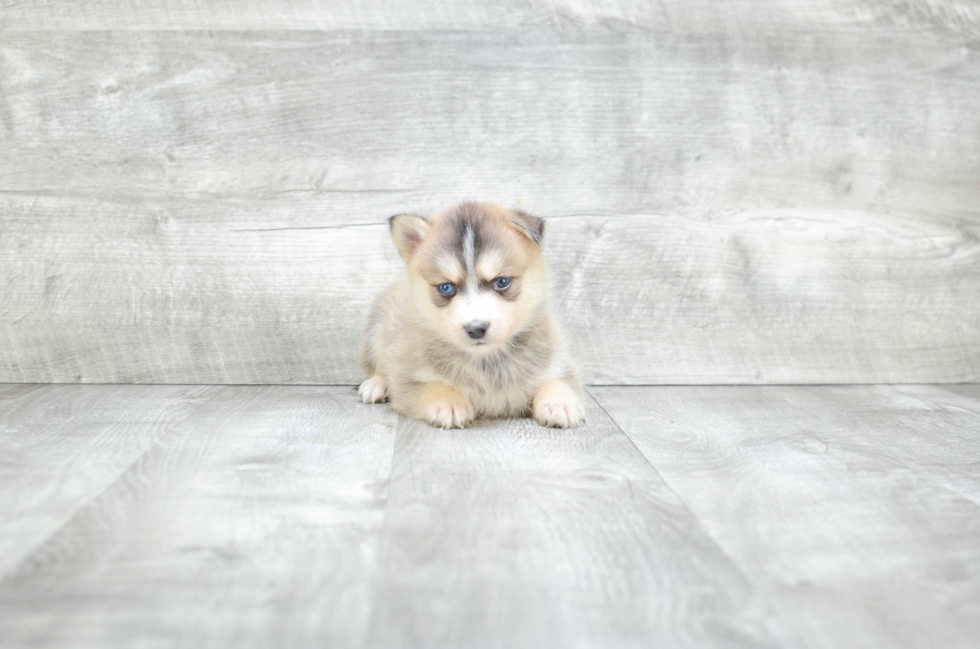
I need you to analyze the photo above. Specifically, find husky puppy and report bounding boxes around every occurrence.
[359,202,584,429]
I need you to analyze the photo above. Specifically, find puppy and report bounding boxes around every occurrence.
[358,202,585,429]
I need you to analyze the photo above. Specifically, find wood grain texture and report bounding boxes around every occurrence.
[590,384,980,649]
[2,0,979,38]
[773,383,980,505]
[2,195,978,384]
[0,385,398,649]
[0,383,216,578]
[365,393,773,648]
[2,30,978,214]
[2,384,978,647]
[1,27,978,384]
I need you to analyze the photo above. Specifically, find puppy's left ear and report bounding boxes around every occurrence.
[388,213,431,263]
[508,210,546,246]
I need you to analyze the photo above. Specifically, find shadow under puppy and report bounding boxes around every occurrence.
[359,202,584,428]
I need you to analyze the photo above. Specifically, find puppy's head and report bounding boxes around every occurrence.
[389,202,548,355]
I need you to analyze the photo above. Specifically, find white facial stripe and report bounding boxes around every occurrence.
[453,290,504,327]
[462,224,478,294]
[463,225,475,274]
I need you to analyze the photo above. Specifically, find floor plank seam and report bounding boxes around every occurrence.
[0,387,223,584]
[584,389,762,590]
[0,447,156,585]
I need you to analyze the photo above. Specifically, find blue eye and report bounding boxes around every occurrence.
[494,276,511,290]
[437,282,456,296]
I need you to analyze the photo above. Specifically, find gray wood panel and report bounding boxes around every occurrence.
[590,384,980,649]
[0,385,398,649]
[1,26,978,385]
[0,385,779,649]
[773,383,980,505]
[2,384,979,647]
[2,0,979,37]
[365,394,772,648]
[2,195,978,384]
[0,383,216,578]
[2,30,978,214]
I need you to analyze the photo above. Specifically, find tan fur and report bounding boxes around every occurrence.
[532,380,586,428]
[359,202,584,428]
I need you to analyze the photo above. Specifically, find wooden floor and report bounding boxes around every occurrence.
[1,384,978,648]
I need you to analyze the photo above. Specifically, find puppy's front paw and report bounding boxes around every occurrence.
[533,380,586,428]
[424,397,474,429]
[358,375,388,403]
[533,398,585,428]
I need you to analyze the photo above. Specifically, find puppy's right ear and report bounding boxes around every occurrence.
[508,210,546,246]
[388,213,431,263]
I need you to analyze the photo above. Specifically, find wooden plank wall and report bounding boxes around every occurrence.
[1,2,978,385]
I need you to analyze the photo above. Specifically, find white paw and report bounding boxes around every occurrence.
[358,376,388,404]
[533,394,586,428]
[424,398,474,429]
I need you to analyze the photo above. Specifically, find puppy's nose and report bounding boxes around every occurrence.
[464,321,489,340]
